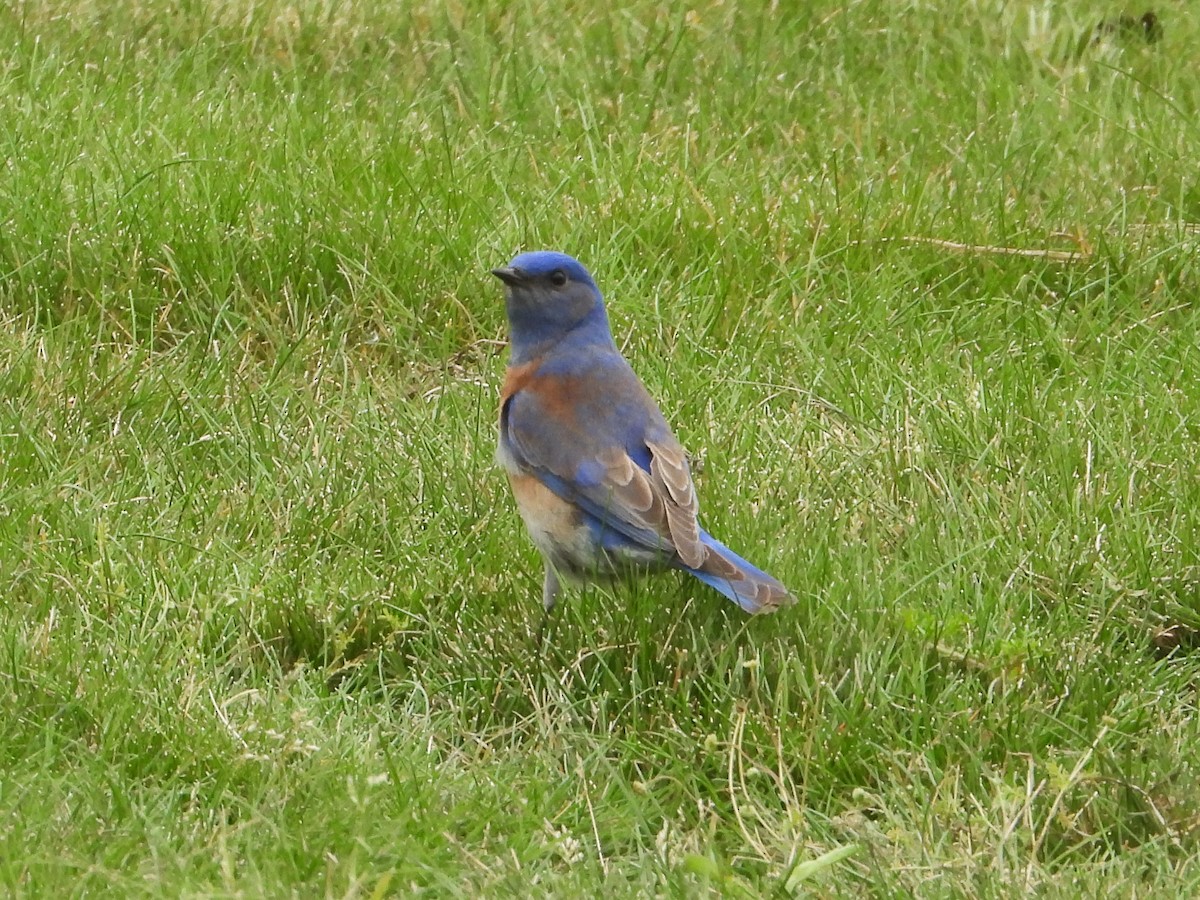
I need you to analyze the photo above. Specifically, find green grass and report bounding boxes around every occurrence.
[3,0,1200,894]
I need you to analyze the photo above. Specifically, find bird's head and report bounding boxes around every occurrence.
[492,251,613,363]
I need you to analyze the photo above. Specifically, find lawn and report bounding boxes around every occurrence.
[3,0,1200,895]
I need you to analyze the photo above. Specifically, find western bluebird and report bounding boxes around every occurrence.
[492,250,795,617]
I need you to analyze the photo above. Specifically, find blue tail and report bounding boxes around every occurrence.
[681,530,795,614]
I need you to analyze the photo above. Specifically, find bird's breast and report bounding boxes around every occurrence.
[507,472,594,568]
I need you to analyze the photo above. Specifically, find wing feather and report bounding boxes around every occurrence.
[647,439,703,568]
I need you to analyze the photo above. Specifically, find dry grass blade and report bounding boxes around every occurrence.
[896,236,1091,262]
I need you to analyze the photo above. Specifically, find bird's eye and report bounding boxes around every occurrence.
[549,270,568,287]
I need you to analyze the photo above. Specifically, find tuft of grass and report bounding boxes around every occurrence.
[3,0,1200,894]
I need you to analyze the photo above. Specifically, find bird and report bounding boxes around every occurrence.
[492,250,795,621]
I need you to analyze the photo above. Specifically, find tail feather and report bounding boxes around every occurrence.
[683,531,795,614]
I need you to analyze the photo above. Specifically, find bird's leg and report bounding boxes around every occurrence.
[542,565,561,612]
[535,565,561,654]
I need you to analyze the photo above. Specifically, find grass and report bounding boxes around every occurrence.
[2,0,1200,894]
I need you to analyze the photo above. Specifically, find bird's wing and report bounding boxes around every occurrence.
[500,358,705,568]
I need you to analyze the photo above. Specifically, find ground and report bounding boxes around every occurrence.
[2,0,1199,895]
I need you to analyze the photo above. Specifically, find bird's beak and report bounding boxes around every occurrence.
[491,266,523,286]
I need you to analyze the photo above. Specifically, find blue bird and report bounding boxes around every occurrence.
[492,251,794,615]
